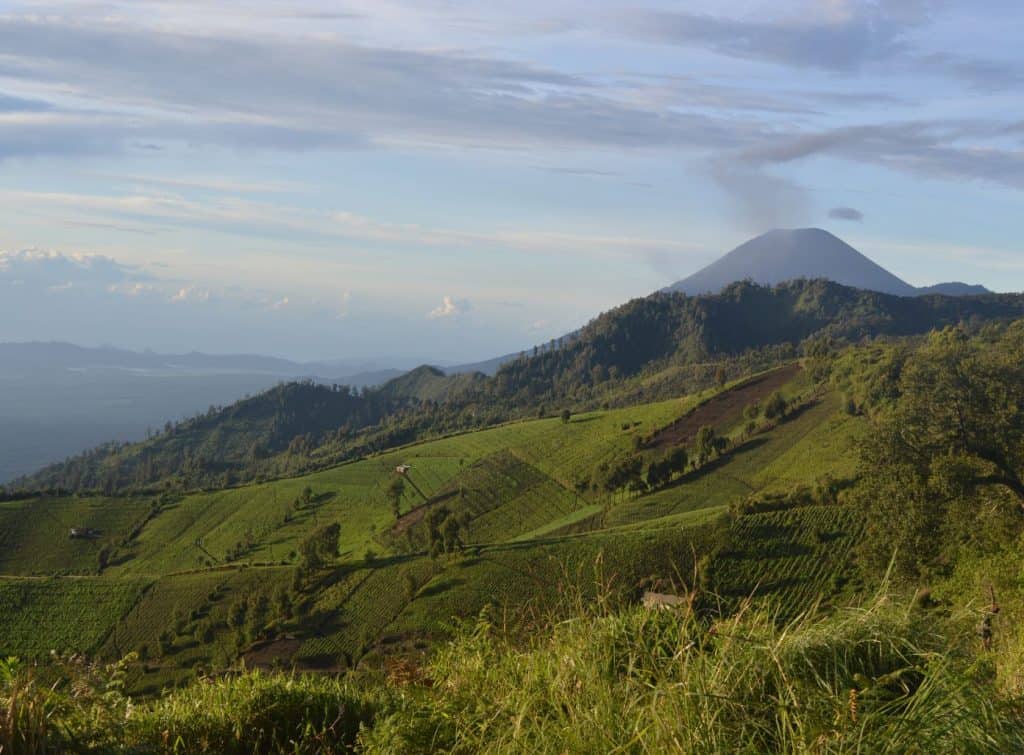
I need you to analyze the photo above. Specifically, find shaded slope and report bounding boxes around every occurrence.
[668,228,993,298]
[668,228,916,297]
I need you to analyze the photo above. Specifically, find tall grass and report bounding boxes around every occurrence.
[3,594,1022,753]
[361,595,1024,753]
[0,657,385,754]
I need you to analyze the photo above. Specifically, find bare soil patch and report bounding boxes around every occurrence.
[647,363,802,450]
[243,637,302,669]
[390,489,459,535]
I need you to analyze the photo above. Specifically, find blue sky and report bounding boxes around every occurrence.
[1,0,1022,362]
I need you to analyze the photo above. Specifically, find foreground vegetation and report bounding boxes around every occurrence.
[4,591,1022,753]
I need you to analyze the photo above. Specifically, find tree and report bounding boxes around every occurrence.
[157,630,173,657]
[441,516,464,552]
[602,454,645,496]
[226,599,247,630]
[273,587,293,619]
[403,573,418,600]
[646,457,672,489]
[560,409,572,424]
[299,522,341,570]
[855,326,1024,579]
[763,391,787,420]
[668,447,688,473]
[694,426,718,467]
[387,476,406,519]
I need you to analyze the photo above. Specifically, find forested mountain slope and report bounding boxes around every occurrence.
[15,278,1024,495]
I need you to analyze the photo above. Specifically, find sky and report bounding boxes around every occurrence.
[1,0,1023,363]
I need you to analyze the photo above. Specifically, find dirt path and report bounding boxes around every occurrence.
[647,363,802,450]
[390,489,458,536]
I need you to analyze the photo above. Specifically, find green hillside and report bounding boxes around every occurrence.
[19,278,1024,495]
[0,360,854,688]
[0,495,151,575]
[6,321,1024,726]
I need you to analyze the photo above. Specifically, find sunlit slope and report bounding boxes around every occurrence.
[0,495,151,575]
[0,362,868,686]
[605,393,862,528]
[109,394,694,575]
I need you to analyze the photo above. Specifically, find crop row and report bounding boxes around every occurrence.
[0,577,149,658]
[711,505,864,619]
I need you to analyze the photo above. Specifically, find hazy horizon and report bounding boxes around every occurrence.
[0,225,1007,365]
[2,1,1023,362]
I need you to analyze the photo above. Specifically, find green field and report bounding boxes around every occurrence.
[0,576,149,657]
[709,503,865,619]
[604,393,861,527]
[1,364,863,686]
[0,495,152,575]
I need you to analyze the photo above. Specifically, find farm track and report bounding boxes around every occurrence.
[647,363,802,450]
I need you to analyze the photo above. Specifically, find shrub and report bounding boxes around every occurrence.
[361,596,1024,753]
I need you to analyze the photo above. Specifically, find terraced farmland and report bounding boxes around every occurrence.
[388,523,715,640]
[393,451,585,546]
[709,503,865,619]
[0,365,871,688]
[0,576,149,657]
[0,495,151,575]
[295,558,438,666]
[604,394,860,527]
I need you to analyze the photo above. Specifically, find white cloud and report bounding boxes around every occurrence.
[170,286,212,304]
[428,295,469,319]
[0,249,134,288]
[108,282,156,297]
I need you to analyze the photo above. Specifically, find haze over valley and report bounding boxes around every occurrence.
[1,228,998,482]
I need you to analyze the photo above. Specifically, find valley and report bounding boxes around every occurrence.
[6,288,1024,751]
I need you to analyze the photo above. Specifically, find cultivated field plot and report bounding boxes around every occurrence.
[0,576,149,657]
[710,504,865,619]
[108,570,229,652]
[295,558,437,666]
[646,364,803,449]
[115,454,474,575]
[111,396,705,576]
[388,524,715,640]
[511,401,692,491]
[605,394,856,527]
[395,451,585,545]
[108,566,294,692]
[0,495,151,575]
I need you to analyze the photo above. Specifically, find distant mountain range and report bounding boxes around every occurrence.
[666,228,991,298]
[0,343,404,483]
[0,342,403,385]
[1,228,1002,484]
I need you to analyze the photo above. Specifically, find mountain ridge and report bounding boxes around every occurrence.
[17,278,1024,494]
[666,228,991,298]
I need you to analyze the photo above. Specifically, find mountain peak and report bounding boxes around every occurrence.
[667,229,988,298]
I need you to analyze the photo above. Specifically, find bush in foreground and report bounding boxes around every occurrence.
[363,598,1024,753]
[4,595,1023,753]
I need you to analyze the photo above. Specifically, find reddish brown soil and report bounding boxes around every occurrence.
[390,489,458,535]
[647,363,802,450]
[242,637,302,669]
